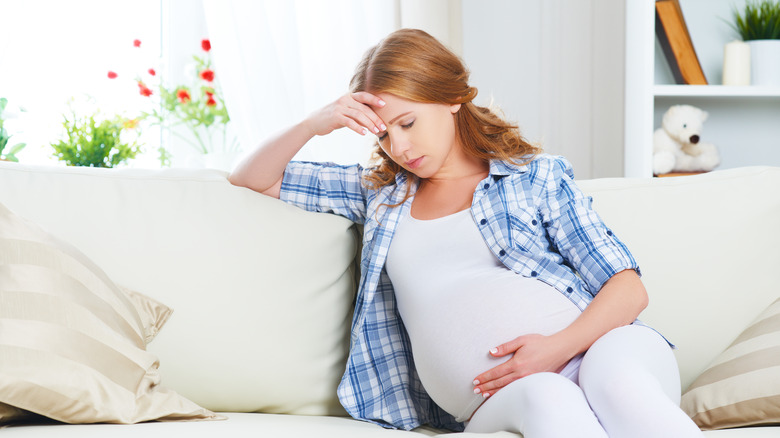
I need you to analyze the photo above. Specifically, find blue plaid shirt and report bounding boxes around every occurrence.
[279,154,640,431]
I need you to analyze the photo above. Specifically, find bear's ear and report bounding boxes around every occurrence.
[664,105,679,120]
[701,110,709,122]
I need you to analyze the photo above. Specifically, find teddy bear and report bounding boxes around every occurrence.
[653,104,720,175]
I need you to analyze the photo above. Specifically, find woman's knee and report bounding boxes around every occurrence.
[580,325,681,404]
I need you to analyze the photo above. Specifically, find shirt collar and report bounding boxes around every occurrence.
[488,158,531,177]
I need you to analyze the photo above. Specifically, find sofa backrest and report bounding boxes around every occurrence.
[0,162,357,416]
[578,166,780,390]
[2,161,778,403]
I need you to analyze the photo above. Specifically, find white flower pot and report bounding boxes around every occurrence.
[748,40,780,86]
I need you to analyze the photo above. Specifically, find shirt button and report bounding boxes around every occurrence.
[483,183,490,190]
[531,219,538,226]
[607,230,613,236]
[480,218,487,225]
[498,249,506,257]
[566,287,573,293]
[531,271,538,277]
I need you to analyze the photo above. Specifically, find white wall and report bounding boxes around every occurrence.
[165,0,628,177]
[462,0,626,179]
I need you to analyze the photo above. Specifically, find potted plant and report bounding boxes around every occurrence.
[732,0,780,86]
[0,98,26,162]
[50,105,141,168]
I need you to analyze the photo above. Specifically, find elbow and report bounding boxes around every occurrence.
[227,172,242,187]
[638,289,649,313]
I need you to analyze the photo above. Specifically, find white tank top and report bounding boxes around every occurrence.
[385,207,583,421]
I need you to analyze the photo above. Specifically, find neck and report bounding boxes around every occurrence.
[425,150,488,186]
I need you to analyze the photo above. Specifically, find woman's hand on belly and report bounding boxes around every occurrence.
[471,333,576,398]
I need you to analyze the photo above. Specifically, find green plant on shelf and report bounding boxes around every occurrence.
[50,105,142,168]
[0,97,26,162]
[732,0,780,40]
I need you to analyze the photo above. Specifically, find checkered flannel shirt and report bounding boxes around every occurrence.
[279,154,641,431]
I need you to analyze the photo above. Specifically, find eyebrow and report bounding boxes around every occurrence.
[387,111,412,126]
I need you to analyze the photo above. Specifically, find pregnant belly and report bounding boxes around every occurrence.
[400,277,582,421]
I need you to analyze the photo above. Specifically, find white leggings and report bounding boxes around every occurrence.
[464,325,703,437]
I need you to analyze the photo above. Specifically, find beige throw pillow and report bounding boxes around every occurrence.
[0,201,220,424]
[681,297,780,429]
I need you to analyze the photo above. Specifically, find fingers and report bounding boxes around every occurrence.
[472,365,521,398]
[339,93,385,136]
[352,91,386,109]
[350,92,386,135]
[490,335,527,358]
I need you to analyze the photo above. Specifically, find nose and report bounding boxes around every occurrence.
[390,137,411,159]
[690,135,700,144]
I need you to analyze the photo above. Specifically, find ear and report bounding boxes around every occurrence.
[450,103,461,114]
[701,110,709,122]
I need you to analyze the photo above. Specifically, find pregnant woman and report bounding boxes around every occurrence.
[229,28,703,438]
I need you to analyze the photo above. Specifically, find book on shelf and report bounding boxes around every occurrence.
[655,0,708,85]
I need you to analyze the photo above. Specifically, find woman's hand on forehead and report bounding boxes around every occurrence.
[303,92,387,138]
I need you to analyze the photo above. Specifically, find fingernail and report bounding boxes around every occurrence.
[473,387,480,394]
[472,379,480,386]
[380,124,386,131]
[489,347,498,355]
[378,99,386,106]
[373,127,379,133]
[483,392,490,399]
[362,128,368,135]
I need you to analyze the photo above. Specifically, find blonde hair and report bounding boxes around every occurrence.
[350,28,541,199]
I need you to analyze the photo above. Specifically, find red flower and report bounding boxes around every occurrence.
[107,71,118,79]
[133,39,141,48]
[148,68,156,76]
[137,81,153,97]
[206,96,217,106]
[177,89,191,103]
[201,39,211,52]
[199,69,214,82]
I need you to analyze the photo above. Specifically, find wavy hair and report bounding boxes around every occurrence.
[349,28,541,200]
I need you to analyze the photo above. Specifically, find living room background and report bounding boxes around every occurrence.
[2,0,639,179]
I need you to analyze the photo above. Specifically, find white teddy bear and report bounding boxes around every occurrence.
[653,104,720,175]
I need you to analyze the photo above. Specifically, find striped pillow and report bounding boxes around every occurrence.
[681,297,780,429]
[0,201,219,424]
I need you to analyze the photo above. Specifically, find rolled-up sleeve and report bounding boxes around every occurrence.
[279,161,368,225]
[540,157,640,295]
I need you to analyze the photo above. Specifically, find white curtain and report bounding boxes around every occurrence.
[201,0,396,166]
[201,0,462,166]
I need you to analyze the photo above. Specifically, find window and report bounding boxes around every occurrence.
[0,0,163,167]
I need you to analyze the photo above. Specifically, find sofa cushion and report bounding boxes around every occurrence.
[578,167,780,390]
[0,201,217,424]
[680,298,780,430]
[0,162,358,416]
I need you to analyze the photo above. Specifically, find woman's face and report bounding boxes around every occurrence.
[371,93,461,179]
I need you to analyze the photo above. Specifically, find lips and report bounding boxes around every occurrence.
[405,157,423,169]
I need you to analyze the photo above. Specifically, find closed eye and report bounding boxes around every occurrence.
[377,120,414,142]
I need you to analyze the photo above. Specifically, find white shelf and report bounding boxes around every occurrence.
[624,0,780,178]
[654,85,780,97]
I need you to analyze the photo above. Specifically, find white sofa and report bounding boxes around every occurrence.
[0,161,778,437]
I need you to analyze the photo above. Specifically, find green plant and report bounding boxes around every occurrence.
[732,0,780,40]
[0,97,26,162]
[50,108,141,168]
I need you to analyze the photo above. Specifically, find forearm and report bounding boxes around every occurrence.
[228,120,315,197]
[554,269,649,358]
